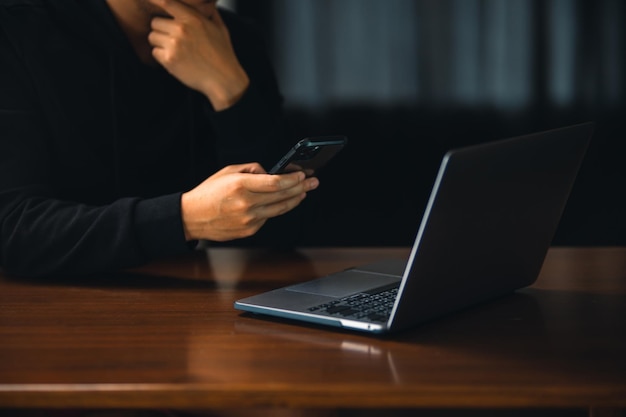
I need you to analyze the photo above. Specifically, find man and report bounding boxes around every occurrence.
[0,0,319,277]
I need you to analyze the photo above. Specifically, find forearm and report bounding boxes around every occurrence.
[201,63,250,111]
[0,192,191,278]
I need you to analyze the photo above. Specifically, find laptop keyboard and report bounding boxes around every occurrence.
[307,284,399,323]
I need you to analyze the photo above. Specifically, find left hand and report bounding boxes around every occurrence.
[147,0,250,111]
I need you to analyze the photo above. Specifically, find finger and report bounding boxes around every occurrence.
[256,193,308,220]
[242,171,307,194]
[237,163,268,175]
[147,30,169,49]
[248,177,319,214]
[149,0,197,20]
[150,16,176,34]
[217,163,266,176]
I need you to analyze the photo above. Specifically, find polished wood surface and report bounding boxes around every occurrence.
[0,247,625,413]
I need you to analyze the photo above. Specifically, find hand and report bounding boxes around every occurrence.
[147,0,250,111]
[180,163,320,242]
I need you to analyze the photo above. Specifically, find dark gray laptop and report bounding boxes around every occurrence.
[235,123,594,334]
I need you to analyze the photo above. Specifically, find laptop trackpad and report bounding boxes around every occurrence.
[286,270,401,298]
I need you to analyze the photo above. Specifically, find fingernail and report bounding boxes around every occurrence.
[308,178,319,190]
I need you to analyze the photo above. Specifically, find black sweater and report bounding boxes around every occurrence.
[0,0,288,277]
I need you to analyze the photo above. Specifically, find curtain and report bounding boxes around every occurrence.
[265,0,624,111]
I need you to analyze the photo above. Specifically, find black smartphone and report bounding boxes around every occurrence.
[269,135,348,177]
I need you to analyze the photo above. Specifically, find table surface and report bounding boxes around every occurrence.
[1,247,625,411]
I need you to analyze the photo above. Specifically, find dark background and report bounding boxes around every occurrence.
[231,0,626,247]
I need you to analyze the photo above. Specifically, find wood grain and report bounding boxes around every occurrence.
[0,247,624,414]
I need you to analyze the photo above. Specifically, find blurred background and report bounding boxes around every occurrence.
[225,0,626,247]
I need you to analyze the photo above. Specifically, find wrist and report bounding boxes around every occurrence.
[204,70,250,111]
[180,191,196,241]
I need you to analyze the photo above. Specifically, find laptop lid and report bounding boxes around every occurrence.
[235,122,594,334]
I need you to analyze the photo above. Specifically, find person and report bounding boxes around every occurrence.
[0,0,319,278]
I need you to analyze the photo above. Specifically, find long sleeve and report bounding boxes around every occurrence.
[0,41,190,277]
[0,4,284,277]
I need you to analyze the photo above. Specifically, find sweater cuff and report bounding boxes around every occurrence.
[133,193,194,260]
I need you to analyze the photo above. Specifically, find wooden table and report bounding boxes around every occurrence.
[0,247,625,416]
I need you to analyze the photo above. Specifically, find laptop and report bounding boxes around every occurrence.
[234,122,594,334]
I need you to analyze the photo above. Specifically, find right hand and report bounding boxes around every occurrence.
[148,0,250,111]
[181,163,319,242]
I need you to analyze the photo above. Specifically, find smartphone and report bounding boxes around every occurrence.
[269,135,348,177]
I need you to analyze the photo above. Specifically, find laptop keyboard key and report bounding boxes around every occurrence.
[310,285,399,322]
